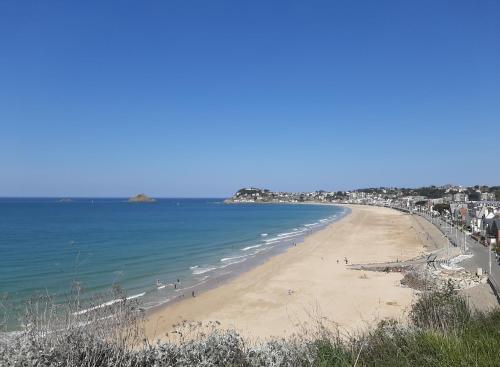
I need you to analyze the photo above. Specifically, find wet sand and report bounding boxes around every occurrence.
[144,205,426,341]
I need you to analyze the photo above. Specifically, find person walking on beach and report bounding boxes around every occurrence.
[192,291,195,297]
[344,257,348,264]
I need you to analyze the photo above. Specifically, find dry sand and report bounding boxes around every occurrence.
[144,205,427,341]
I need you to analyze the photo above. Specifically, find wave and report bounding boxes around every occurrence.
[220,255,247,262]
[304,222,319,227]
[264,238,283,244]
[192,266,217,275]
[189,265,199,270]
[260,233,268,237]
[73,292,145,316]
[265,232,303,243]
[219,257,247,267]
[241,244,263,251]
[277,231,298,237]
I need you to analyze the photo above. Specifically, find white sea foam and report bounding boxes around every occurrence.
[219,257,247,267]
[192,266,217,275]
[242,244,262,251]
[277,231,298,237]
[220,255,247,262]
[265,237,281,244]
[73,292,145,316]
[260,233,268,237]
[189,265,199,270]
[268,232,303,242]
[304,222,319,227]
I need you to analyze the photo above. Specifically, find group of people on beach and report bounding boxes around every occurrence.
[156,278,181,290]
[154,251,351,303]
[156,277,198,298]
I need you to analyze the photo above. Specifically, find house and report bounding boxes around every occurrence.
[488,219,500,245]
[450,203,468,222]
[453,192,469,202]
[471,206,487,234]
[481,192,496,201]
[443,194,454,203]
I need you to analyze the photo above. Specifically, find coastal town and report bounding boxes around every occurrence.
[227,185,500,301]
[226,185,500,248]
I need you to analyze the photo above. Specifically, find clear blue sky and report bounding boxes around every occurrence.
[1,1,499,197]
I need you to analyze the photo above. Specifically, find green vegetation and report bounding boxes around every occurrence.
[1,287,499,366]
[493,244,500,256]
[468,191,481,201]
[409,186,447,199]
[433,203,451,214]
[490,186,500,201]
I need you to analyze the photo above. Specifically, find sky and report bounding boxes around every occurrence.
[1,0,499,197]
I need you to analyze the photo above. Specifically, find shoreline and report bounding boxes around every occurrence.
[0,201,345,333]
[143,203,350,318]
[143,205,428,342]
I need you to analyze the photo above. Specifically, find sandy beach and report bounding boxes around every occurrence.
[144,205,430,341]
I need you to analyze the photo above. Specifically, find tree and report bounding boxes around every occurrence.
[433,203,450,214]
[468,191,481,201]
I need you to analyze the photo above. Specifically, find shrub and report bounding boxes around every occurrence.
[1,287,499,366]
[409,283,470,331]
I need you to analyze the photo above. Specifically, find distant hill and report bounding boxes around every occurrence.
[224,187,338,203]
[128,194,156,203]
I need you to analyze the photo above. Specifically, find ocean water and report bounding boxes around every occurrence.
[0,198,347,329]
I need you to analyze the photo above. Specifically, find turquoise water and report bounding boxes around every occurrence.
[0,198,346,328]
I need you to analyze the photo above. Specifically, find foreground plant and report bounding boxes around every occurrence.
[1,287,499,366]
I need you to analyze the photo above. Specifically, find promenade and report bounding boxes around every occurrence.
[393,205,500,302]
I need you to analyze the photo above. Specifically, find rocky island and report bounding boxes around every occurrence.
[128,194,156,203]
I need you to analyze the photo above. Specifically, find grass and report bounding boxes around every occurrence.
[1,285,499,366]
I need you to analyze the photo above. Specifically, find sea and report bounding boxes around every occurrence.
[0,198,347,330]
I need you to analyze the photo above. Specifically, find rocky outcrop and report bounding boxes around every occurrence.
[128,194,156,203]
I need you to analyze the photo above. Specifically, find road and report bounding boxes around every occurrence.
[404,208,500,299]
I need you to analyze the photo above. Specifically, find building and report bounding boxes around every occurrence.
[488,219,500,245]
[453,192,469,202]
[481,192,496,201]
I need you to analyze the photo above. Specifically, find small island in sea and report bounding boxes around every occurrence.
[128,193,156,203]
